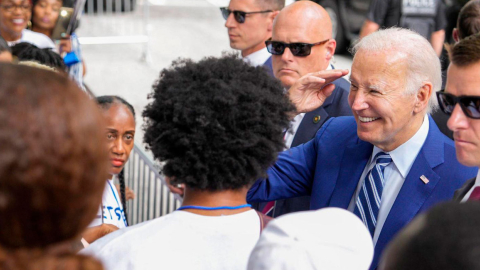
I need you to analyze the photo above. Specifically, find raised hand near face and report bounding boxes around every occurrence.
[288,69,349,113]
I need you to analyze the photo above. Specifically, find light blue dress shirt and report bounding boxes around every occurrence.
[348,115,430,244]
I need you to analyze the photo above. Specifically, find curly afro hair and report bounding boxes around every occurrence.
[143,55,295,191]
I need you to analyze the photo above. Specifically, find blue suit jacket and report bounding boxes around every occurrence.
[247,116,477,270]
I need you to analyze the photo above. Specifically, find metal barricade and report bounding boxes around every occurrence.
[77,0,150,61]
[124,144,182,225]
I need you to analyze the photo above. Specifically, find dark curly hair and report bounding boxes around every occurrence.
[0,63,108,269]
[143,55,294,191]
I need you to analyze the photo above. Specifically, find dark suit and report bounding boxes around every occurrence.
[262,56,274,77]
[453,177,476,202]
[247,116,477,270]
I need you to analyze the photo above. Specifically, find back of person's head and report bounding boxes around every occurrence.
[457,0,480,40]
[11,42,66,71]
[380,201,480,270]
[143,54,294,191]
[448,32,480,67]
[0,63,108,269]
[247,208,374,270]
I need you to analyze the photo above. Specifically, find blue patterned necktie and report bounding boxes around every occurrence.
[354,152,392,236]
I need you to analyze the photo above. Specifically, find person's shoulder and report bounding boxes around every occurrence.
[314,116,357,144]
[21,29,55,49]
[85,212,180,253]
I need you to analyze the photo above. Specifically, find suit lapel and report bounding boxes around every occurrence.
[453,177,476,202]
[329,138,373,208]
[291,90,337,147]
[291,107,329,147]
[373,117,443,269]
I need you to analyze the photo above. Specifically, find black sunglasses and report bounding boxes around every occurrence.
[265,38,330,57]
[437,90,480,119]
[220,7,272,23]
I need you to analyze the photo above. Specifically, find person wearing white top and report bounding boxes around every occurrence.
[82,96,136,244]
[0,0,54,49]
[83,55,294,270]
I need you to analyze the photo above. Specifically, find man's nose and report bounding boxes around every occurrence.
[447,104,468,132]
[281,47,294,62]
[350,91,368,111]
[225,12,236,28]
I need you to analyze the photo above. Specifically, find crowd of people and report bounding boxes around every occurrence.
[2,0,480,269]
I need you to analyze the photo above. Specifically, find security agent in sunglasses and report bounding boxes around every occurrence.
[247,27,477,270]
[221,0,283,75]
[440,33,480,202]
[249,0,352,218]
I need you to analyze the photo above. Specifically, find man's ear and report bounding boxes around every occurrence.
[267,10,280,31]
[452,28,459,43]
[325,39,336,60]
[414,82,433,113]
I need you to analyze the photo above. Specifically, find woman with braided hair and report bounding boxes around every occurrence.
[82,95,136,245]
[0,63,107,270]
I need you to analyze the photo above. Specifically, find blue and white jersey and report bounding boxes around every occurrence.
[89,177,127,229]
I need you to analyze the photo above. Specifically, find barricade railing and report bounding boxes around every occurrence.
[124,144,182,225]
[77,0,151,61]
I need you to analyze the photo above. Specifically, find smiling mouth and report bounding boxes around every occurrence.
[358,116,379,123]
[12,19,25,24]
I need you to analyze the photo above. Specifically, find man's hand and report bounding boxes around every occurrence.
[165,176,185,197]
[83,224,119,244]
[288,69,349,113]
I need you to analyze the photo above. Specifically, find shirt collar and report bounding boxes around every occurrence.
[371,115,430,178]
[243,47,271,67]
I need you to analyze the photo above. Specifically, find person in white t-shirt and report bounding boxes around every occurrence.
[0,0,55,49]
[82,95,136,244]
[82,55,294,270]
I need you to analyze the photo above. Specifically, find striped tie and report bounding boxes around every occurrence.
[354,152,392,236]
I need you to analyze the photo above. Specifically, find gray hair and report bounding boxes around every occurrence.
[351,28,441,114]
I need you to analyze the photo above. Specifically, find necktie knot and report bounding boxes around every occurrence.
[374,152,392,166]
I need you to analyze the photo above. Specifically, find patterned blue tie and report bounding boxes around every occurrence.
[354,152,392,236]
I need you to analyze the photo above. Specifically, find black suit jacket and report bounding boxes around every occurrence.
[453,177,476,202]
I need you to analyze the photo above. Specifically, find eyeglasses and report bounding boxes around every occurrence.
[437,90,480,119]
[265,38,330,57]
[0,3,31,13]
[220,7,272,23]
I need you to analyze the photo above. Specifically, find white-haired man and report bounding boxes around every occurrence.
[247,28,477,270]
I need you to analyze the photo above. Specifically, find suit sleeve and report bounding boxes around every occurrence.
[246,118,334,202]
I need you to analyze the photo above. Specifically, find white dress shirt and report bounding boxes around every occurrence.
[347,115,430,244]
[460,170,480,202]
[242,47,271,67]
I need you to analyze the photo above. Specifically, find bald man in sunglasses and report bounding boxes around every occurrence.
[247,28,477,270]
[251,0,352,218]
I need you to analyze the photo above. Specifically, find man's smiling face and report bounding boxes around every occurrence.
[348,49,422,151]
